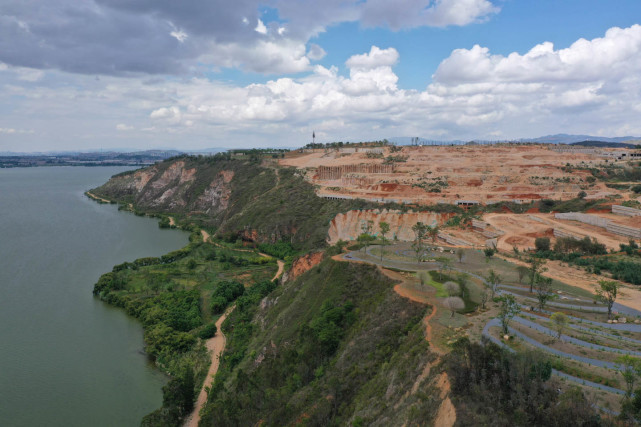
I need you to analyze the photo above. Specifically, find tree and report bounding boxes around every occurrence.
[486,269,502,298]
[534,274,555,312]
[595,280,619,320]
[516,265,529,284]
[359,220,374,252]
[527,256,547,293]
[479,290,489,310]
[418,271,429,288]
[379,221,390,262]
[578,190,587,199]
[427,225,439,244]
[550,312,568,340]
[616,355,641,397]
[498,294,520,335]
[535,237,550,252]
[456,248,465,263]
[437,257,453,281]
[483,247,495,262]
[457,273,469,300]
[411,222,429,263]
[444,281,460,297]
[444,297,465,318]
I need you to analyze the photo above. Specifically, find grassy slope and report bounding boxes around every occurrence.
[92,156,375,251]
[200,258,439,426]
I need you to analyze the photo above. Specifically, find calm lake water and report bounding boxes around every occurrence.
[0,167,189,426]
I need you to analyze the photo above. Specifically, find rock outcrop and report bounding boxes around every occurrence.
[328,209,452,244]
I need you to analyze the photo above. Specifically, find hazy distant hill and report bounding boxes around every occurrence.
[388,134,641,145]
[569,140,640,148]
[527,134,641,144]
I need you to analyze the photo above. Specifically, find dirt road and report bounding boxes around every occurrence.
[184,306,234,427]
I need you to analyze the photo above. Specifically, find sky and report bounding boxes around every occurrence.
[1,0,641,152]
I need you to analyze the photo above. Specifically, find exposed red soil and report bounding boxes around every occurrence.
[285,252,324,282]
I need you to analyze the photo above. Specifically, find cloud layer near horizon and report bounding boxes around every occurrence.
[1,2,641,151]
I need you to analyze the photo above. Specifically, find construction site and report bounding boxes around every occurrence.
[282,144,635,205]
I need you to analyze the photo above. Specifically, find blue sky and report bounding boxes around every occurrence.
[1,0,641,151]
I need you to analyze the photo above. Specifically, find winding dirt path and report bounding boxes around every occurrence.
[168,216,176,227]
[273,260,285,282]
[201,229,210,243]
[184,306,234,427]
[184,250,284,426]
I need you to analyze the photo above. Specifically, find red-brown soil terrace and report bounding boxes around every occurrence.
[281,144,625,205]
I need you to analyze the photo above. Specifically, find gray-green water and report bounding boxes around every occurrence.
[0,167,189,426]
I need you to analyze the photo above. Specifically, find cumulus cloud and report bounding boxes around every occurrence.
[345,46,399,70]
[136,26,641,142]
[4,25,641,151]
[116,123,134,131]
[0,0,500,76]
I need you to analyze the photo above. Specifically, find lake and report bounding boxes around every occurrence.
[0,167,189,426]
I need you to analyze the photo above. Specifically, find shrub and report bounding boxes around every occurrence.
[535,237,551,252]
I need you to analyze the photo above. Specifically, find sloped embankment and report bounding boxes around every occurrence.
[328,209,452,244]
[199,258,440,426]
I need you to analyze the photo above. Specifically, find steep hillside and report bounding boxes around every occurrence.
[199,258,439,426]
[91,155,375,251]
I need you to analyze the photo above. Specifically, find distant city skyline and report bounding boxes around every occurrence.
[1,1,641,152]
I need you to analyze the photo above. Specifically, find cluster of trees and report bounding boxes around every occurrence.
[411,222,439,262]
[530,236,641,285]
[110,246,194,272]
[303,140,391,149]
[210,281,245,314]
[142,364,196,426]
[257,240,297,259]
[445,338,604,425]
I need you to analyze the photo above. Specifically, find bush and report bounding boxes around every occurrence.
[198,322,218,339]
[535,237,551,252]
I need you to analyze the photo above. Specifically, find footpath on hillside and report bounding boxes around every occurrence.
[184,238,285,427]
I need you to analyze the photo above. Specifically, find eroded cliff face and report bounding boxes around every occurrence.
[328,209,452,244]
[95,160,235,215]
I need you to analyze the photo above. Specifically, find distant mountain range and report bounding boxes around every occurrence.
[526,134,641,144]
[388,134,641,146]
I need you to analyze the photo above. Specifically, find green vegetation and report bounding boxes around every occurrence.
[88,154,627,425]
[92,157,376,252]
[93,237,278,425]
[446,338,605,425]
[200,259,437,425]
[532,236,641,285]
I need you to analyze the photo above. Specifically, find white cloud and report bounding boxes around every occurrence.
[170,30,188,43]
[307,44,326,61]
[346,46,399,70]
[116,123,134,131]
[202,39,312,74]
[0,0,501,77]
[255,19,267,34]
[3,25,641,152]
[0,127,34,134]
[360,0,499,30]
